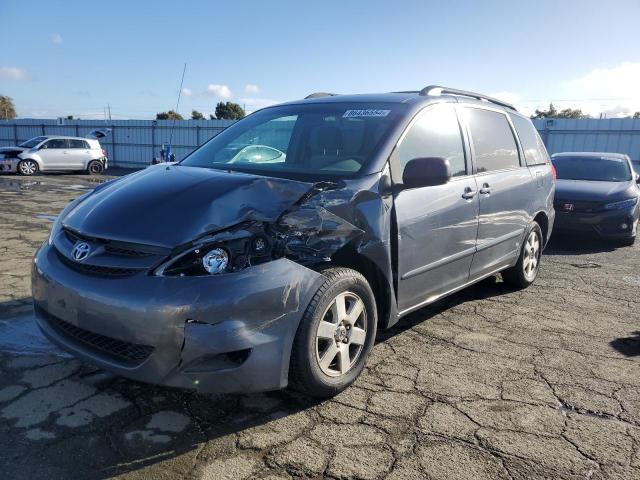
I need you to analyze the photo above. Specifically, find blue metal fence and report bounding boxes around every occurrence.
[0,118,236,168]
[2,117,640,168]
[532,118,640,161]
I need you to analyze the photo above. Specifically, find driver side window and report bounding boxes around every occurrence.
[397,104,467,178]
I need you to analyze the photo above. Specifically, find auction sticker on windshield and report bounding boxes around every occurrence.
[343,109,391,118]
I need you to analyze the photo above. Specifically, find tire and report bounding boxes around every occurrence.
[86,160,104,175]
[502,222,543,289]
[17,159,38,176]
[289,267,377,398]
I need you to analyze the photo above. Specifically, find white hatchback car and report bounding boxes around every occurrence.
[0,133,109,176]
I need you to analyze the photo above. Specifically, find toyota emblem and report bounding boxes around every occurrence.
[72,241,91,261]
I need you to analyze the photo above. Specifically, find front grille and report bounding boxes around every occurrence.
[554,199,603,213]
[39,306,154,365]
[64,227,154,258]
[56,249,142,277]
[104,245,153,257]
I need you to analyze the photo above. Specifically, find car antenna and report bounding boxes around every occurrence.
[166,62,187,163]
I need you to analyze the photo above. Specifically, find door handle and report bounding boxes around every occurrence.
[461,187,477,199]
[479,183,491,195]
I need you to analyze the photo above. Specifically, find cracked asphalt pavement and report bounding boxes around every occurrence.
[1,172,640,479]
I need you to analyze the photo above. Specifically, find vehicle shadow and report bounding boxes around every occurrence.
[610,331,640,357]
[544,233,618,255]
[378,274,515,343]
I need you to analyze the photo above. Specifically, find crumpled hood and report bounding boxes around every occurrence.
[555,179,635,202]
[63,164,315,248]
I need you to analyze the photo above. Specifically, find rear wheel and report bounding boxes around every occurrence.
[289,267,377,398]
[502,222,543,289]
[17,159,38,176]
[86,160,104,175]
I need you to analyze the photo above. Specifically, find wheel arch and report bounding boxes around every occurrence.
[326,245,396,330]
[532,211,550,247]
[18,155,43,170]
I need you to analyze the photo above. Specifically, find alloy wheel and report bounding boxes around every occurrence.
[315,291,367,377]
[522,230,540,281]
[19,161,37,175]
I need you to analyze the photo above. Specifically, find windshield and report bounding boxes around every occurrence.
[181,103,403,178]
[552,156,632,182]
[19,136,48,148]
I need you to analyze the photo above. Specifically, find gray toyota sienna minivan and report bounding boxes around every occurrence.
[32,86,555,398]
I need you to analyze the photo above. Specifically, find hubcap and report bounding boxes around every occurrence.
[522,230,540,280]
[20,161,35,175]
[315,291,367,377]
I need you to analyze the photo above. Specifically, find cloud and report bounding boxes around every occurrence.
[181,87,192,97]
[0,66,29,81]
[206,84,232,99]
[561,62,640,117]
[244,84,260,94]
[51,33,63,45]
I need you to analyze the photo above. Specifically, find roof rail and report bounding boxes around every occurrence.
[419,85,517,111]
[304,92,339,99]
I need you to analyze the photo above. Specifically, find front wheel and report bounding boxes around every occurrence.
[17,159,38,176]
[289,267,377,398]
[502,222,543,289]
[86,160,104,175]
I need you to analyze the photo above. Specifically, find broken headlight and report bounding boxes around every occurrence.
[155,233,274,277]
[202,248,229,274]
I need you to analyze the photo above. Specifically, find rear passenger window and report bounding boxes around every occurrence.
[464,108,519,172]
[397,104,466,178]
[509,114,548,166]
[68,139,89,149]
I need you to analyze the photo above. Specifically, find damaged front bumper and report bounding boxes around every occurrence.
[32,242,325,394]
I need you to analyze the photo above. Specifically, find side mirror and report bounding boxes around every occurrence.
[402,157,451,189]
[635,173,640,184]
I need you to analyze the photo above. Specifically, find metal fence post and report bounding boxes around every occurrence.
[13,124,17,144]
[151,123,156,162]
[75,124,79,137]
[196,124,200,146]
[41,124,45,135]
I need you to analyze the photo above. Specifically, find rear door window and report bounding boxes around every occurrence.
[509,114,549,166]
[464,107,520,173]
[68,139,89,149]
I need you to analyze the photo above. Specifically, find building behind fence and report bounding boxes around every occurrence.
[1,117,640,168]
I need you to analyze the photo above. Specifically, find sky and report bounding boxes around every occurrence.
[1,0,639,119]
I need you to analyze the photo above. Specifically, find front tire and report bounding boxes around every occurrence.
[17,159,38,176]
[502,222,543,289]
[86,160,104,175]
[289,267,377,398]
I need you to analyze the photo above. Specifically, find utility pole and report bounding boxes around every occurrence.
[107,104,112,121]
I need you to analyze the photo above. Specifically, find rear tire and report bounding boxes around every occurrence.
[17,159,38,176]
[86,160,104,175]
[289,267,377,398]
[502,222,543,289]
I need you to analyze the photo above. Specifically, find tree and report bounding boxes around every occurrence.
[0,95,17,119]
[156,110,183,120]
[633,112,640,119]
[191,110,205,120]
[66,115,74,120]
[531,102,589,119]
[212,101,245,120]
